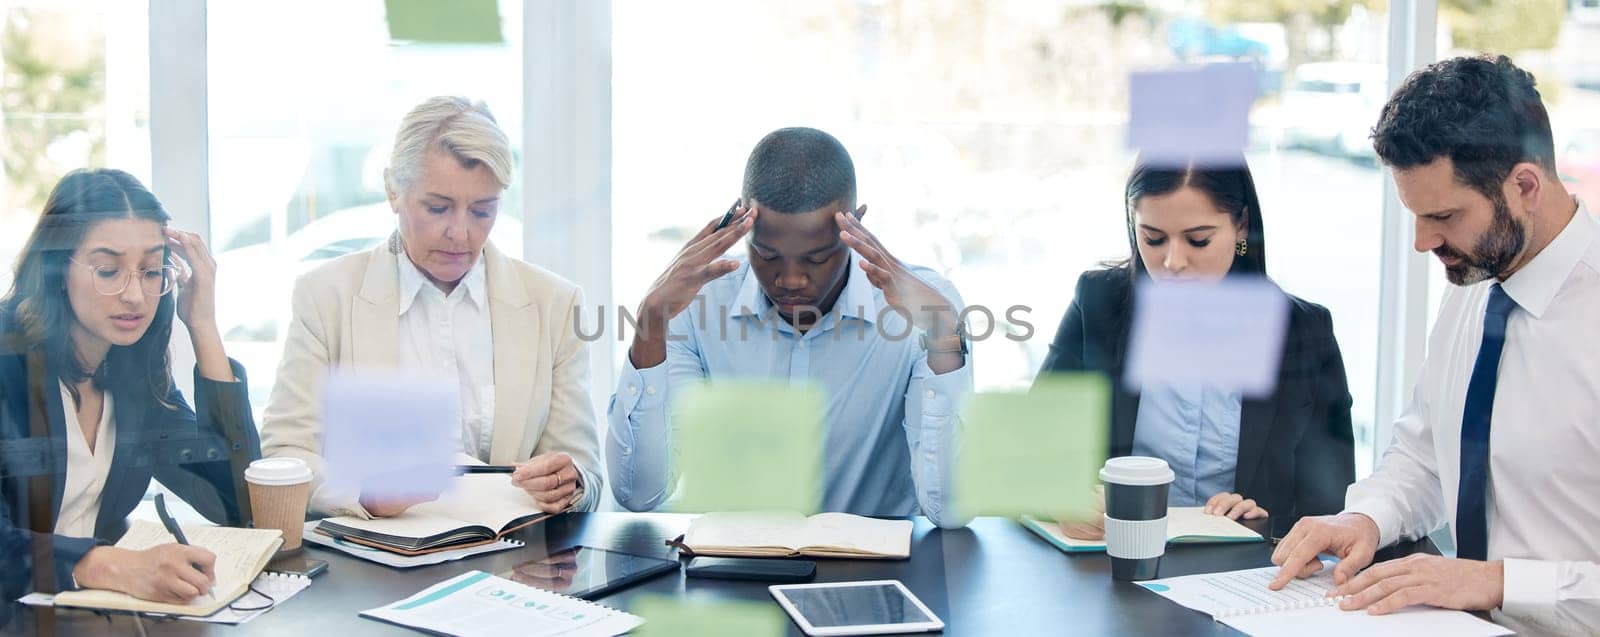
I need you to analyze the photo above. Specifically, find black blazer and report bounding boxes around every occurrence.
[0,345,260,601]
[1038,269,1355,536]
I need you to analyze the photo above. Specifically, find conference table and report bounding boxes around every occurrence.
[0,513,1438,636]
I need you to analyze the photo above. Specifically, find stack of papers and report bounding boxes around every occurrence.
[1137,562,1511,636]
[362,570,643,637]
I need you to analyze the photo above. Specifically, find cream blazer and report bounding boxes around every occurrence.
[259,240,602,517]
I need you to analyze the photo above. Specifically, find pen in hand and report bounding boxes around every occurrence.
[154,493,217,599]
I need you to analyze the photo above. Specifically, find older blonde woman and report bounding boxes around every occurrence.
[260,96,601,518]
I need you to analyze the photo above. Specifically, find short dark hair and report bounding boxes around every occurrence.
[1371,54,1555,200]
[741,127,856,213]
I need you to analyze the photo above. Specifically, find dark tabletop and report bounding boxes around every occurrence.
[1,513,1436,636]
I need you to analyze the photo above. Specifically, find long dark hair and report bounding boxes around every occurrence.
[0,168,176,408]
[1106,154,1270,351]
[1121,153,1268,278]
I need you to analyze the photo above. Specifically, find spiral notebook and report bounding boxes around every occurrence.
[19,569,311,625]
[1137,562,1511,636]
[50,520,283,617]
[361,570,643,637]
[179,572,312,625]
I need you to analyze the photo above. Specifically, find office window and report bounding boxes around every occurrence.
[0,0,149,290]
[613,1,1388,474]
[207,0,524,406]
[1423,4,1600,330]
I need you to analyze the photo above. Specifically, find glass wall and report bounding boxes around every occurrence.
[1424,0,1600,331]
[0,0,149,289]
[613,0,1388,474]
[206,0,524,406]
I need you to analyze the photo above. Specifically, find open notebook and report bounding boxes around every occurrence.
[315,472,552,555]
[53,520,284,617]
[672,511,912,559]
[1139,562,1511,636]
[1021,507,1262,553]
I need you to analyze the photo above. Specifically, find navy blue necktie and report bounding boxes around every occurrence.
[1456,283,1516,561]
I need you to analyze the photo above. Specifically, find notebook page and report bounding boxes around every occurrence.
[413,473,548,533]
[1167,507,1262,540]
[1021,508,1259,552]
[55,521,283,614]
[320,511,483,540]
[322,473,547,540]
[682,511,809,551]
[800,513,913,557]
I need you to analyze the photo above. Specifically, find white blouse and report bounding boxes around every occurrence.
[396,251,496,461]
[53,382,116,538]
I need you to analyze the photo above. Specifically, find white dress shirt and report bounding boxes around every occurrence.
[396,251,497,461]
[53,383,115,538]
[1345,200,1600,635]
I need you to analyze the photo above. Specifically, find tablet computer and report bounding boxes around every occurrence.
[495,546,677,600]
[769,580,945,636]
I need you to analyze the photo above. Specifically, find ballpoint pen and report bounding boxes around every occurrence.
[454,465,517,475]
[154,493,217,599]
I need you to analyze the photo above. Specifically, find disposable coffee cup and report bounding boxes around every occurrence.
[245,457,313,553]
[1100,456,1175,581]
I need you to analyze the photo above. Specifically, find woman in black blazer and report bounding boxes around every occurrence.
[1039,154,1355,539]
[0,169,260,609]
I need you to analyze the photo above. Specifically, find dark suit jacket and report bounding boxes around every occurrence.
[0,345,261,601]
[1038,268,1355,537]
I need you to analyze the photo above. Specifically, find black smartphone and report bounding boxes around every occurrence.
[685,557,816,583]
[267,553,329,578]
[714,199,741,230]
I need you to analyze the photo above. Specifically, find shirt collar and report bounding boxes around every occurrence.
[396,249,488,316]
[730,251,882,323]
[1500,197,1592,319]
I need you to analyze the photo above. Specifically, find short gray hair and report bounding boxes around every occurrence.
[385,96,514,194]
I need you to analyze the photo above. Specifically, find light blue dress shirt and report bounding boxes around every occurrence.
[1132,383,1243,507]
[606,252,973,528]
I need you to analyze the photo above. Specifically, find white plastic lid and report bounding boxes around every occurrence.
[1099,456,1175,486]
[244,457,312,486]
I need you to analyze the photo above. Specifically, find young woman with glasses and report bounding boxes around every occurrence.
[0,168,261,607]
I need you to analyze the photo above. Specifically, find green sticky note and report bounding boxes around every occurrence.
[955,373,1110,520]
[632,595,787,637]
[385,0,503,44]
[672,381,824,513]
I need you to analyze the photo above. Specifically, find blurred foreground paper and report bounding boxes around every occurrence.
[1128,62,1259,166]
[672,381,823,514]
[632,595,785,637]
[1124,277,1290,397]
[321,370,459,500]
[955,374,1110,520]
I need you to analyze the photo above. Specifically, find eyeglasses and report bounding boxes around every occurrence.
[68,257,178,297]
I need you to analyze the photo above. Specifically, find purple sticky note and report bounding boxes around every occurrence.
[321,370,460,500]
[1123,277,1290,398]
[1128,63,1260,166]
